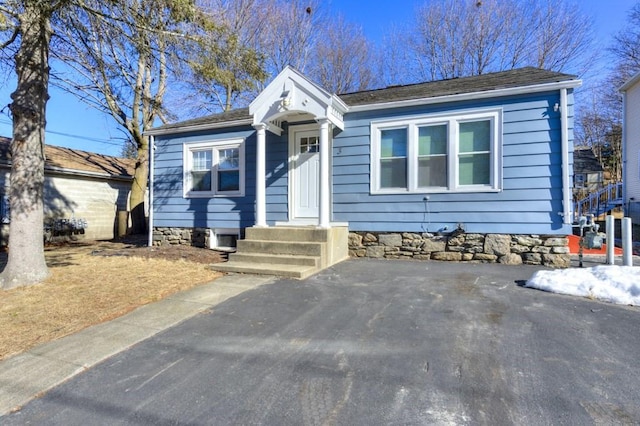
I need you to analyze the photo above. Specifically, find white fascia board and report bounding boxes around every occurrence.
[620,71,640,92]
[145,118,253,136]
[347,80,582,113]
[331,94,349,114]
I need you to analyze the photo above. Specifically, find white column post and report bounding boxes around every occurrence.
[606,215,615,265]
[254,123,267,227]
[318,118,330,228]
[622,217,633,266]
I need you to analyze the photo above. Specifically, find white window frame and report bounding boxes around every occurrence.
[209,228,241,250]
[183,138,245,198]
[370,108,502,194]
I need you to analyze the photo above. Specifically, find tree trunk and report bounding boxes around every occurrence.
[1,5,52,289]
[129,135,149,235]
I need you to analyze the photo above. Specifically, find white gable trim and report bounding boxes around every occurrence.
[620,71,640,92]
[249,66,347,134]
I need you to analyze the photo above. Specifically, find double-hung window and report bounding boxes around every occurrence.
[371,109,502,193]
[184,139,245,197]
[380,128,408,189]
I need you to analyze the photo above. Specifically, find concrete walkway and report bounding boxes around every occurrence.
[0,274,275,416]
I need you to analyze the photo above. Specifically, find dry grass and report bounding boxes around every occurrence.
[0,242,222,361]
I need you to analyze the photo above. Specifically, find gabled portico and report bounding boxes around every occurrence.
[210,67,350,278]
[249,66,348,228]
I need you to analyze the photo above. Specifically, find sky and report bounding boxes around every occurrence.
[0,0,638,157]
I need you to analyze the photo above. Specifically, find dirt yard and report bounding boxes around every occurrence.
[0,238,226,361]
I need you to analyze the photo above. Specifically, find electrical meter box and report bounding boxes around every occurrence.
[584,231,603,249]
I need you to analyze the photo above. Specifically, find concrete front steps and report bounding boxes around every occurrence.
[211,226,349,279]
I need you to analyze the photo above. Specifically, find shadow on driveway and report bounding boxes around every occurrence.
[4,259,639,425]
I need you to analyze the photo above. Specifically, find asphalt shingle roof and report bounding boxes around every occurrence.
[0,136,135,178]
[339,67,577,105]
[151,67,578,133]
[573,146,604,174]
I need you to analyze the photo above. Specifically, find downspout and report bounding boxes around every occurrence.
[148,135,155,247]
[621,90,627,216]
[560,88,571,225]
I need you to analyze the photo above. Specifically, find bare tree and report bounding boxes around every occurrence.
[181,0,378,114]
[610,3,640,93]
[574,2,640,185]
[0,1,57,288]
[0,0,199,288]
[307,15,377,94]
[531,0,596,72]
[53,0,199,234]
[179,0,267,114]
[257,0,321,76]
[385,0,595,83]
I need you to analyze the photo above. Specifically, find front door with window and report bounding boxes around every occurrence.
[292,128,320,219]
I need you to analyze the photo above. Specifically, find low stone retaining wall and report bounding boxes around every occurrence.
[153,227,210,248]
[349,232,570,268]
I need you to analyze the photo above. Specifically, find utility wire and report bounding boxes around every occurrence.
[0,118,125,147]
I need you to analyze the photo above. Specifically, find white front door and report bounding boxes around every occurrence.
[293,128,320,219]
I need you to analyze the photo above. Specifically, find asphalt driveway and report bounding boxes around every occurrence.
[3,259,639,425]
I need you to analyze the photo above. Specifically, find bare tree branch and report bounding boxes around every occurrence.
[384,0,595,83]
[0,26,18,50]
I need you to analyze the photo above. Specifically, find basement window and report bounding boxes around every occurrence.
[210,228,240,251]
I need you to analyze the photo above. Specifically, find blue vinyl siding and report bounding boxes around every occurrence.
[153,126,289,230]
[332,91,574,234]
[153,90,573,235]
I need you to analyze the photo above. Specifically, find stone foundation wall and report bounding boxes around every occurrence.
[153,227,210,248]
[349,232,570,268]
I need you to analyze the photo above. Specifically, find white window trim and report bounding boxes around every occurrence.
[183,138,245,198]
[370,108,503,194]
[209,228,241,251]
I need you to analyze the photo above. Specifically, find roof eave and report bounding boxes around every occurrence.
[44,166,134,181]
[145,118,253,137]
[619,71,640,92]
[0,162,133,181]
[144,79,581,135]
[348,79,582,113]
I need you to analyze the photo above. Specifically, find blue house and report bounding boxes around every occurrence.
[147,67,580,277]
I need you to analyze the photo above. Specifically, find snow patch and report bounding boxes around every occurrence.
[526,265,640,306]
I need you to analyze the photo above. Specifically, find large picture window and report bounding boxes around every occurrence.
[184,139,245,197]
[371,109,502,194]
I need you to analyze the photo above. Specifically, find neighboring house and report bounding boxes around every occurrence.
[620,72,640,225]
[148,67,580,276]
[572,146,604,198]
[0,137,134,243]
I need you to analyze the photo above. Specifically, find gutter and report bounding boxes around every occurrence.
[621,90,627,215]
[560,88,572,225]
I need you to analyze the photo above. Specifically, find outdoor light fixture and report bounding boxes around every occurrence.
[280,90,291,110]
